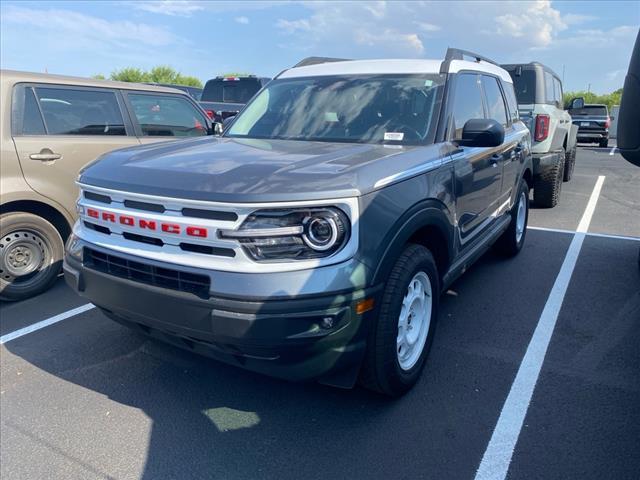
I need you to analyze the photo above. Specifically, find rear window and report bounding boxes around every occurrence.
[34,87,126,135]
[506,69,536,104]
[569,106,608,116]
[201,78,262,104]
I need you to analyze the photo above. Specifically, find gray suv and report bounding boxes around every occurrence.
[64,49,533,396]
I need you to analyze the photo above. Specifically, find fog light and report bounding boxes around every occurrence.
[65,232,83,262]
[320,317,334,329]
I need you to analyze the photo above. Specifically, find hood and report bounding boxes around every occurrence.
[79,136,446,203]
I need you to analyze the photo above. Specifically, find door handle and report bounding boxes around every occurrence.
[29,149,62,161]
[490,154,501,166]
[514,143,523,153]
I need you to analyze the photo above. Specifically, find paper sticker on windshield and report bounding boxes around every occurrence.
[424,80,433,87]
[324,111,338,122]
[384,132,404,141]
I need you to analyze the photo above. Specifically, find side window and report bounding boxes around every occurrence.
[501,80,519,123]
[451,74,485,139]
[544,72,555,104]
[481,76,508,127]
[553,77,563,107]
[128,94,208,137]
[34,87,126,135]
[22,87,46,135]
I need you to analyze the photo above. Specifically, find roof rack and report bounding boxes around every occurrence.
[440,47,499,74]
[294,57,351,68]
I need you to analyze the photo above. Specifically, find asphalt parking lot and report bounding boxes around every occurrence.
[1,144,639,480]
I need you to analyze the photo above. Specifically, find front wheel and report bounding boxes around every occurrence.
[494,180,529,257]
[0,212,64,301]
[359,244,439,396]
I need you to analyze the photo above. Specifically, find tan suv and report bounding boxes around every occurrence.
[1,70,213,301]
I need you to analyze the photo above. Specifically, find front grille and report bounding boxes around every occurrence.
[84,248,210,298]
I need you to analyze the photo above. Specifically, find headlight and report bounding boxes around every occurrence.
[220,207,350,261]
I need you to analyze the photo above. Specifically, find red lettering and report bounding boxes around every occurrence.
[119,215,135,226]
[162,223,180,234]
[186,226,207,238]
[87,208,99,219]
[102,212,116,223]
[139,219,157,230]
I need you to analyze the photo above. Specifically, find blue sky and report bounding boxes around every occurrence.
[1,1,638,94]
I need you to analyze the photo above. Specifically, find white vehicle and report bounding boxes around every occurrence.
[502,62,578,208]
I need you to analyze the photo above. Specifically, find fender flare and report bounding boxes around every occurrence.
[371,199,454,286]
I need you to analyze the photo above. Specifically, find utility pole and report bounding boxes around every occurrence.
[562,64,565,85]
[587,83,591,93]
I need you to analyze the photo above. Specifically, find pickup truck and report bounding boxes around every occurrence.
[64,49,532,396]
[199,75,270,122]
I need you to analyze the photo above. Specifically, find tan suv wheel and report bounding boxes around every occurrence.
[0,212,64,302]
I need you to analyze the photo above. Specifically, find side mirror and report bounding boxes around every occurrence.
[213,122,224,136]
[458,119,505,147]
[569,97,585,110]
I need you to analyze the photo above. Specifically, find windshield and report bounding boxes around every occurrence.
[569,105,608,116]
[226,74,445,145]
[506,69,537,104]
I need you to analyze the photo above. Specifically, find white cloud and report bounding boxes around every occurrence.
[414,21,441,33]
[2,5,181,47]
[128,0,285,18]
[562,13,597,26]
[129,0,205,17]
[275,1,581,57]
[235,16,250,25]
[494,0,566,46]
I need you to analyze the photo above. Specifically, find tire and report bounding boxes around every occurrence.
[0,212,64,301]
[359,244,439,396]
[494,180,529,257]
[563,146,576,182]
[533,150,565,208]
[599,139,609,148]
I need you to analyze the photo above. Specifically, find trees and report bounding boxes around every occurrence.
[93,66,202,87]
[563,89,623,110]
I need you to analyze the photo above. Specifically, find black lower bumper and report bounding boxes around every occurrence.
[576,129,608,141]
[64,254,380,388]
[532,150,562,176]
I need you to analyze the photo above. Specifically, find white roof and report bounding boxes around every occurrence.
[280,58,513,83]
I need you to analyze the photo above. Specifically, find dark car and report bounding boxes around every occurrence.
[569,104,611,147]
[145,83,203,101]
[199,75,270,122]
[64,49,532,396]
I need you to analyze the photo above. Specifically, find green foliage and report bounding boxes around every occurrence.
[563,89,622,110]
[91,74,106,80]
[219,72,252,77]
[93,66,203,88]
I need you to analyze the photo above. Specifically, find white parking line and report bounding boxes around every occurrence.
[0,304,95,345]
[527,226,640,242]
[475,175,606,480]
[609,147,617,156]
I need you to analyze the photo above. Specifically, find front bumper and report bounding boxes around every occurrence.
[64,241,380,388]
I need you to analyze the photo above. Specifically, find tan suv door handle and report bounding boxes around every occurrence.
[29,149,62,161]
